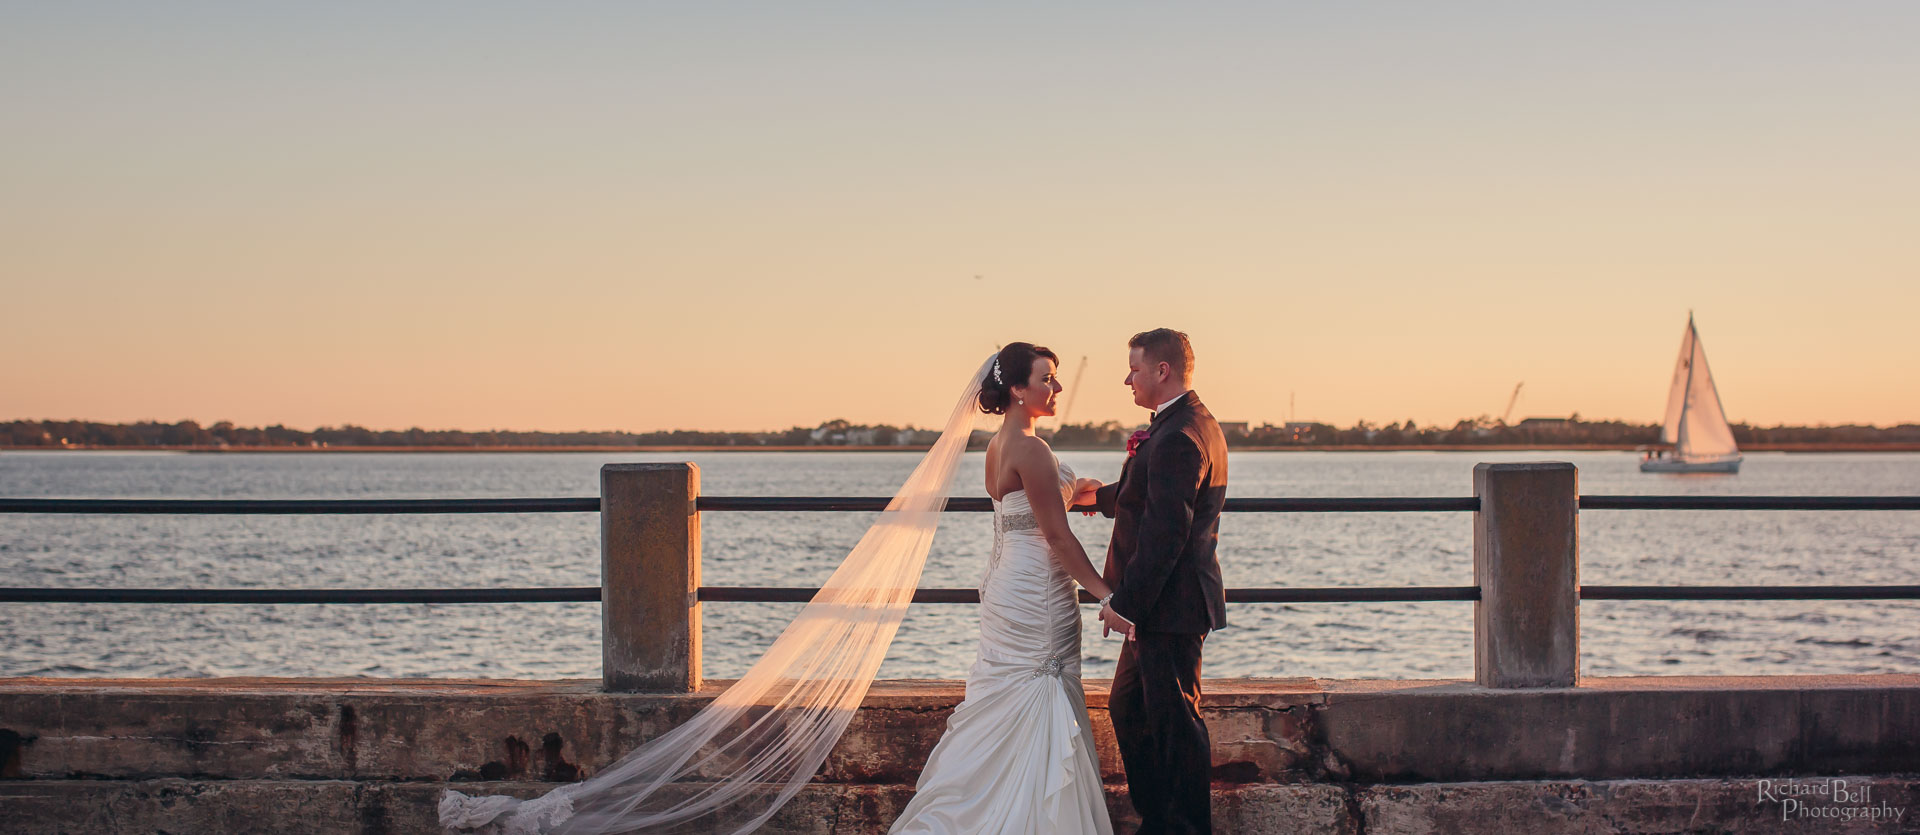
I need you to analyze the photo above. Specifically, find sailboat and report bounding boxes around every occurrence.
[1640,313,1743,473]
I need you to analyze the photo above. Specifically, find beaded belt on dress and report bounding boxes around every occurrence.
[996,511,1039,532]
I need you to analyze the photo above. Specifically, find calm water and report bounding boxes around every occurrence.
[2,450,1917,681]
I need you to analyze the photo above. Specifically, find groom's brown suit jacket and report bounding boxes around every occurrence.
[1092,391,1229,634]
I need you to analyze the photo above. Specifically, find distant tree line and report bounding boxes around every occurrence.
[0,419,944,449]
[8,416,1918,450]
[1214,415,1920,447]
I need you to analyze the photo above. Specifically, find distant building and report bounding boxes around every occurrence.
[809,426,852,444]
[1515,417,1573,430]
[1218,421,1250,438]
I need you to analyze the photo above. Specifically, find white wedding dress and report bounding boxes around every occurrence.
[889,454,1113,835]
[440,356,1072,835]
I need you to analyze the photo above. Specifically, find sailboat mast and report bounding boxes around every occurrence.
[1675,317,1699,456]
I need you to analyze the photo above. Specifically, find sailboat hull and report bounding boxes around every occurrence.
[1639,455,1742,474]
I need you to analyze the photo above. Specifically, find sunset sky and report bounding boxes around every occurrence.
[4,3,1916,433]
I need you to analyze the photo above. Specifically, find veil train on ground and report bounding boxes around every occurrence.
[439,355,994,834]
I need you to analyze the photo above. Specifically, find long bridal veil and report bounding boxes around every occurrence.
[440,355,994,834]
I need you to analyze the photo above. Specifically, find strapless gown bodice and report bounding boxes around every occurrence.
[988,456,1076,523]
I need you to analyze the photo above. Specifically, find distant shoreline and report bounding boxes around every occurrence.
[7,443,1919,454]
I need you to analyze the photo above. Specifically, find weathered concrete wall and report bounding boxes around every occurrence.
[7,777,1919,834]
[5,674,1920,832]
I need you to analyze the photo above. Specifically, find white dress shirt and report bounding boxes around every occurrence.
[1154,391,1189,416]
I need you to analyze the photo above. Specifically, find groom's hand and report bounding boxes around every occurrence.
[1070,478,1103,515]
[1098,602,1135,640]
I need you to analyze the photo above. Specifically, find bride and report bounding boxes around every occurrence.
[440,344,1114,834]
[888,342,1116,834]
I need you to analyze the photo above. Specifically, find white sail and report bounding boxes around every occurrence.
[1659,322,1694,445]
[1666,316,1740,461]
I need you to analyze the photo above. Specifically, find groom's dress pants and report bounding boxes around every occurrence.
[1110,631,1210,834]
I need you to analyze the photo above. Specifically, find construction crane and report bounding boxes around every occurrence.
[1501,382,1525,425]
[1056,355,1090,424]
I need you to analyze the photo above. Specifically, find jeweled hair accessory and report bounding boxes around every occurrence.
[991,357,1003,385]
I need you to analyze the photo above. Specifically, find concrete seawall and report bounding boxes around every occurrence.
[6,674,1920,833]
[9,462,1918,831]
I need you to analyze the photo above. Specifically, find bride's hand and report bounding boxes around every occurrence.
[1070,478,1102,513]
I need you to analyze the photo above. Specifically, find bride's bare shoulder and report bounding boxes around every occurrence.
[1004,433,1056,466]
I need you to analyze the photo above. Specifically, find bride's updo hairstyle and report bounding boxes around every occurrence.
[977,342,1059,415]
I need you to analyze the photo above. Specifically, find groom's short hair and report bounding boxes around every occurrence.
[1129,328,1194,381]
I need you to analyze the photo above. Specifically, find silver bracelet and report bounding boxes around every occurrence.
[1099,592,1115,608]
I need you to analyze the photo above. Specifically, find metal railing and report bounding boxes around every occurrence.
[3,494,1913,605]
[3,461,1917,690]
[12,494,1915,514]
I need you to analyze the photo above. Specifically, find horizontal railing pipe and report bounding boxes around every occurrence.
[0,497,600,514]
[1580,495,1920,511]
[0,496,1485,514]
[698,497,1485,513]
[1580,584,1920,600]
[8,496,1919,515]
[696,586,1485,603]
[10,584,1920,606]
[0,587,601,604]
[0,587,1481,605]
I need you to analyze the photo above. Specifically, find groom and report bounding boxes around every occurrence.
[1091,328,1228,834]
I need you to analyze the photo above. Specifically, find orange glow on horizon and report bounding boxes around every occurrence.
[3,5,1916,433]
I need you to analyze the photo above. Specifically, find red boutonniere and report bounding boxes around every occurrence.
[1126,429,1150,459]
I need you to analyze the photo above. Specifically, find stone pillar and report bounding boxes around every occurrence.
[601,462,701,692]
[1473,462,1578,688]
